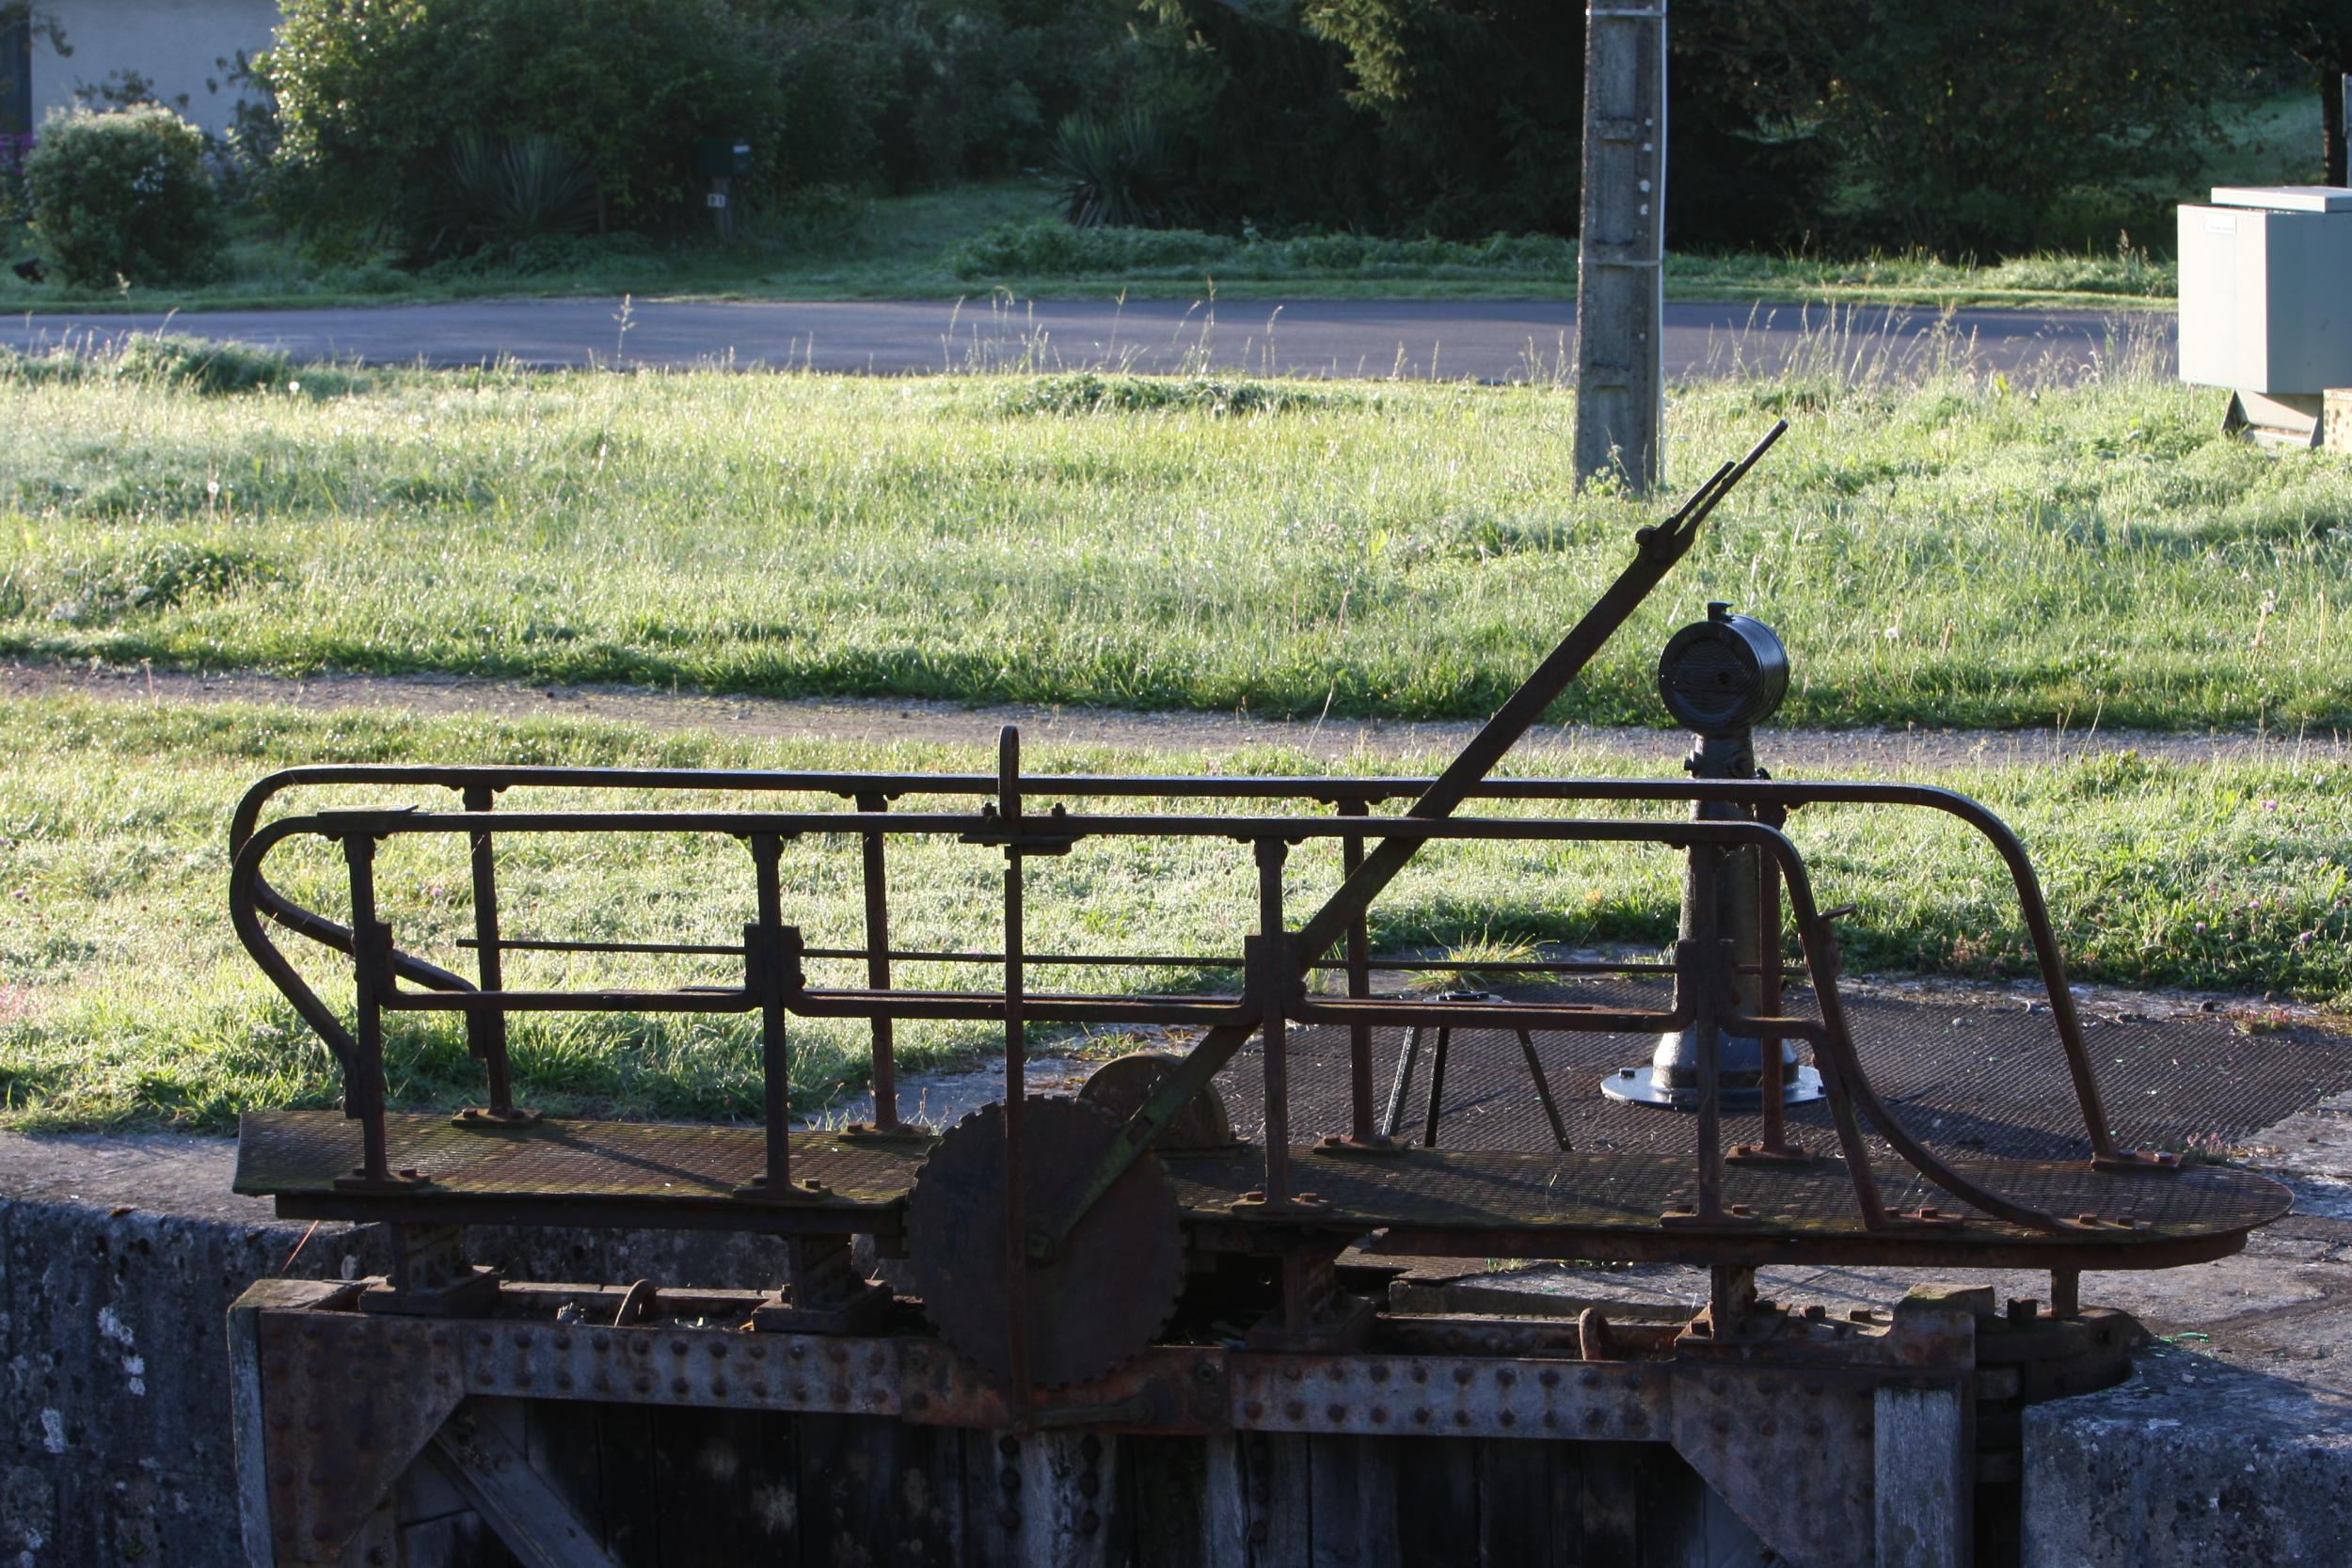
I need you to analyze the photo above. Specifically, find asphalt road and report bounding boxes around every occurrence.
[1,295,2172,381]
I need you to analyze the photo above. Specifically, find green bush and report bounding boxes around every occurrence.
[999,372,1349,416]
[114,333,294,395]
[24,105,222,287]
[259,0,1139,257]
[262,0,792,254]
[439,133,598,254]
[951,221,1235,277]
[948,221,1579,280]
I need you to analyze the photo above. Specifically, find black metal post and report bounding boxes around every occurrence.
[342,833,392,1186]
[1422,1029,1452,1148]
[997,726,1030,1397]
[1515,1030,1573,1150]
[1690,847,1725,1222]
[1337,800,1377,1143]
[856,792,899,1131]
[1756,846,1789,1149]
[748,832,790,1192]
[1254,837,1292,1205]
[460,783,516,1117]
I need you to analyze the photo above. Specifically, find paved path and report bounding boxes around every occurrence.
[1,296,2173,381]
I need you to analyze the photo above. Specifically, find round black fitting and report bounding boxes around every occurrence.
[1656,602,1788,736]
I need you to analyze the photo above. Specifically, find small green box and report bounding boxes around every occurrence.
[694,137,752,178]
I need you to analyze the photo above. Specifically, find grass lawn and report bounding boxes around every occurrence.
[2,327,2347,733]
[0,697,2344,1132]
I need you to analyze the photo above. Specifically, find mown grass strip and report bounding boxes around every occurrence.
[1,333,2346,732]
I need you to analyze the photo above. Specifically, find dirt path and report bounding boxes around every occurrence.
[8,659,2341,770]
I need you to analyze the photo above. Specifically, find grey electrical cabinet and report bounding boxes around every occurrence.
[2177,186,2352,443]
[2178,187,2352,393]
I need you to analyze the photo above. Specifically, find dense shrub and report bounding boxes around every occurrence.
[233,0,2299,262]
[0,131,31,225]
[259,0,1137,256]
[439,133,598,254]
[24,106,223,286]
[949,221,1577,280]
[952,222,1233,277]
[115,332,294,395]
[1719,1,2240,252]
[262,0,793,253]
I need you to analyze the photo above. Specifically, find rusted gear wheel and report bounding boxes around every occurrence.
[1078,1052,1236,1149]
[905,1095,1184,1388]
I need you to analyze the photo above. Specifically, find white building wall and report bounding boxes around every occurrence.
[33,0,282,136]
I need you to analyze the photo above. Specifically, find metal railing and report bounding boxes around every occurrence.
[228,748,2172,1239]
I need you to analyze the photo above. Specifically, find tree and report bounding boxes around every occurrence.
[1724,0,2241,252]
[2246,2,2352,184]
[1295,0,1827,245]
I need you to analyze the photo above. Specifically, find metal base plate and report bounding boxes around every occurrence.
[1601,1064,1826,1110]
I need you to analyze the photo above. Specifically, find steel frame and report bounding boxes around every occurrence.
[230,1271,2145,1567]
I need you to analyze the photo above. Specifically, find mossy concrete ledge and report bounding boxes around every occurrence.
[0,1131,783,1568]
[2023,1346,2352,1568]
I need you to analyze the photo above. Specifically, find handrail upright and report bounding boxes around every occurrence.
[854,792,901,1132]
[459,782,519,1119]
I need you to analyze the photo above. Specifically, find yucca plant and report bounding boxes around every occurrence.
[441,133,597,252]
[1050,109,1178,230]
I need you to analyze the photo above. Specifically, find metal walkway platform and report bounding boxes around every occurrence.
[235,1108,2289,1273]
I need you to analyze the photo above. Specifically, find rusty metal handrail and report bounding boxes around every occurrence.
[229,777,2165,1238]
[228,771,2130,1164]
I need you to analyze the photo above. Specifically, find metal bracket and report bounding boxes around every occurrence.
[235,1284,468,1563]
[749,1234,895,1335]
[428,1408,623,1568]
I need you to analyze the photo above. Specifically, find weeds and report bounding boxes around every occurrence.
[998,372,1349,417]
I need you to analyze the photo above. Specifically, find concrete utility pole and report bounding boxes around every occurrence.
[1574,0,1667,493]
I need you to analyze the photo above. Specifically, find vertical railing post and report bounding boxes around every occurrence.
[996,726,1031,1395]
[1252,836,1293,1207]
[1336,800,1378,1144]
[747,832,793,1194]
[855,791,900,1132]
[1756,842,1790,1150]
[1689,844,1726,1222]
[339,832,395,1187]
[460,782,518,1118]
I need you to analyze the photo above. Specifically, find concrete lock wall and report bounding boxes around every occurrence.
[0,1134,796,1568]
